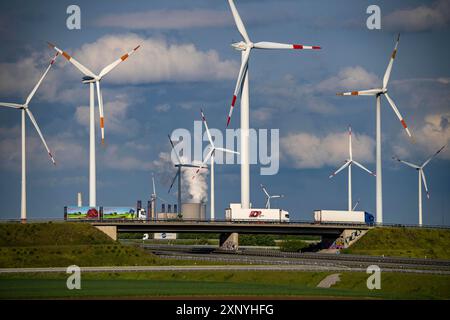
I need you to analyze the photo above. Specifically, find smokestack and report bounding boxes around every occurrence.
[174,204,178,215]
[77,192,82,207]
[168,204,172,213]
[162,203,165,213]
[137,200,142,210]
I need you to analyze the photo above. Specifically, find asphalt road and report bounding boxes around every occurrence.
[1,264,449,275]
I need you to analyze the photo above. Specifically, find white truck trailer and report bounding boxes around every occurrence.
[313,210,374,225]
[226,203,290,222]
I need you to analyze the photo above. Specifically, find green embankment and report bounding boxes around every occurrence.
[342,227,450,259]
[0,222,190,268]
[1,271,449,299]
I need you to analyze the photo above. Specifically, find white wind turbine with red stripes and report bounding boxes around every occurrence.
[226,0,321,211]
[48,42,140,207]
[0,53,59,222]
[329,126,376,212]
[194,109,239,220]
[393,145,446,226]
[337,34,412,224]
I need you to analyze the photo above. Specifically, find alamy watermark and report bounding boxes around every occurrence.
[170,122,279,175]
[66,265,81,290]
[366,265,381,290]
[66,5,81,30]
[366,5,381,30]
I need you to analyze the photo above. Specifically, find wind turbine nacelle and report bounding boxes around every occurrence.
[82,76,96,84]
[231,41,248,51]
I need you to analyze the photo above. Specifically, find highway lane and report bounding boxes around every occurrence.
[1,265,449,274]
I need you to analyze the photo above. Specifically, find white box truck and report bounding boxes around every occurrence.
[313,210,374,225]
[226,203,290,222]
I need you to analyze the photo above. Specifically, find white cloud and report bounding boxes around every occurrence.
[281,130,375,169]
[96,9,231,30]
[0,33,238,105]
[155,103,171,113]
[255,66,378,115]
[70,33,238,84]
[384,0,450,32]
[315,66,379,93]
[74,93,139,138]
[393,112,450,161]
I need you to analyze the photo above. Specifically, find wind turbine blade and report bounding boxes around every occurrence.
[215,147,240,155]
[25,108,56,165]
[157,195,167,203]
[422,145,446,168]
[253,41,321,50]
[152,174,156,195]
[192,148,213,180]
[201,109,214,147]
[329,160,351,178]
[384,93,412,138]
[95,81,105,144]
[260,184,270,197]
[227,48,250,127]
[0,103,23,109]
[168,170,180,194]
[25,53,59,105]
[228,0,250,43]
[383,34,400,89]
[47,42,96,78]
[178,164,203,169]
[420,170,430,199]
[98,45,140,78]
[271,195,283,199]
[352,160,376,176]
[168,135,183,165]
[352,199,360,211]
[392,156,420,169]
[336,89,381,96]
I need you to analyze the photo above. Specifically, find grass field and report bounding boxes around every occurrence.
[1,271,449,299]
[342,227,450,259]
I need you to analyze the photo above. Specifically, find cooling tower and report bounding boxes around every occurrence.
[181,203,206,221]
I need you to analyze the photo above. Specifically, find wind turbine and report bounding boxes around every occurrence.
[151,173,166,220]
[329,126,376,212]
[0,52,58,223]
[167,135,203,215]
[48,42,140,207]
[193,109,239,220]
[260,184,284,209]
[393,145,446,226]
[336,34,412,224]
[0,53,58,223]
[225,0,321,210]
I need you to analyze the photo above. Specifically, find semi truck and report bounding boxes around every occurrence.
[313,210,374,225]
[225,203,290,222]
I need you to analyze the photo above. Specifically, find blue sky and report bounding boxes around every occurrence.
[0,0,449,225]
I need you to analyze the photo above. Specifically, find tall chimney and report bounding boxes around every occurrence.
[162,203,165,213]
[168,204,172,213]
[77,192,82,207]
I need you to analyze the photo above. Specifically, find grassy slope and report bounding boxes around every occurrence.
[1,271,449,299]
[0,223,207,267]
[342,227,450,259]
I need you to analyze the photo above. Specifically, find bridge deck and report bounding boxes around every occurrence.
[91,221,372,236]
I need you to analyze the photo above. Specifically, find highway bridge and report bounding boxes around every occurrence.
[90,220,372,250]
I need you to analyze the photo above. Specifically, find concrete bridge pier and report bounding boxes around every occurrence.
[219,232,239,251]
[95,225,117,241]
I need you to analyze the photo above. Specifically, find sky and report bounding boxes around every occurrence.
[0,0,449,226]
